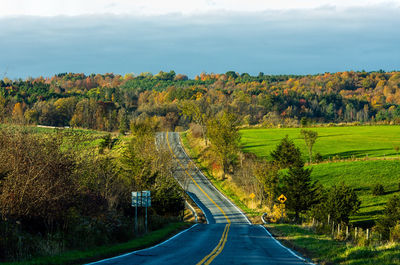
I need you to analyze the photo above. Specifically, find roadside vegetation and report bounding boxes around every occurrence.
[181,118,400,264]
[0,121,186,264]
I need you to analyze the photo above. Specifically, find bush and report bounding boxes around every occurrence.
[372,183,385,196]
[314,152,323,163]
[390,222,400,242]
[376,195,400,240]
[189,123,203,138]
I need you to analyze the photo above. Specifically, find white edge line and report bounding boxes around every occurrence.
[166,132,210,224]
[260,225,315,265]
[177,133,251,225]
[177,133,313,264]
[86,223,200,265]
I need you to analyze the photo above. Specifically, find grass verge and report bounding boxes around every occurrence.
[4,222,190,265]
[266,224,400,265]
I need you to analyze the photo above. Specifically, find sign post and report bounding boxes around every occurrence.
[132,191,151,234]
[277,194,287,221]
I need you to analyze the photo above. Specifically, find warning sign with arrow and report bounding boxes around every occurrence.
[278,194,287,204]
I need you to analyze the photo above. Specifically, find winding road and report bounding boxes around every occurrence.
[88,132,310,265]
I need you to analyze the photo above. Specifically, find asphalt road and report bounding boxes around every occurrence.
[88,132,310,265]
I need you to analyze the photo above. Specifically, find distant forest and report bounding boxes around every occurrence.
[1,70,400,131]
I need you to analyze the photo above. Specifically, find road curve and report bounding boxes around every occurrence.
[87,132,310,265]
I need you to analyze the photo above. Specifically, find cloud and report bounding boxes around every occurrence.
[1,0,400,16]
[0,5,399,78]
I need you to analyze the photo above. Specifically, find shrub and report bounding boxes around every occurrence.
[372,183,385,196]
[390,222,400,242]
[376,195,400,240]
[314,152,323,163]
[189,123,203,138]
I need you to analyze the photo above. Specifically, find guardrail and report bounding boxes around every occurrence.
[185,201,198,223]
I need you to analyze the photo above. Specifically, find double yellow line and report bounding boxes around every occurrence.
[165,132,231,265]
[196,223,230,265]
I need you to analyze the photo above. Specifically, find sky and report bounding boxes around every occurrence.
[0,0,399,78]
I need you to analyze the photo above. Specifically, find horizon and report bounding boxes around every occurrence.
[2,69,399,81]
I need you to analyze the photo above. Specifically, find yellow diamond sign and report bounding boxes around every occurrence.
[249,193,255,199]
[278,194,287,204]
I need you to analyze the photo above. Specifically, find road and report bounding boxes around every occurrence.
[88,132,310,265]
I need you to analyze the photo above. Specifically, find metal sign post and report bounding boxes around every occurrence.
[277,194,287,222]
[132,191,151,234]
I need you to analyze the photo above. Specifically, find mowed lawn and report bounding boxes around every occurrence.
[240,125,400,160]
[309,160,400,225]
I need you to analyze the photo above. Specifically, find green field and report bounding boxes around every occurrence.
[309,160,400,225]
[240,125,400,160]
[240,126,400,225]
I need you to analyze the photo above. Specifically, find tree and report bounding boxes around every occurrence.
[376,195,400,240]
[12,102,24,123]
[282,164,316,220]
[0,129,77,226]
[254,161,279,208]
[324,182,360,224]
[270,135,303,169]
[207,111,241,179]
[372,183,385,196]
[118,109,129,135]
[178,100,209,143]
[300,129,318,163]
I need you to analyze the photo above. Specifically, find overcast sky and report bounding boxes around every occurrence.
[0,0,399,78]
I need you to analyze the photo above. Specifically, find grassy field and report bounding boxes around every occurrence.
[240,125,400,160]
[309,160,400,226]
[241,125,400,225]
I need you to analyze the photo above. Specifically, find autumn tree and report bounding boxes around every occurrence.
[254,161,279,208]
[0,129,77,226]
[207,111,241,179]
[179,99,209,143]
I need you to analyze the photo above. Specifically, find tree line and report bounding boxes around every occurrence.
[2,70,400,131]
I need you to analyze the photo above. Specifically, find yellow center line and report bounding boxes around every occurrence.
[196,223,229,265]
[165,132,231,265]
[165,132,231,224]
[203,223,230,265]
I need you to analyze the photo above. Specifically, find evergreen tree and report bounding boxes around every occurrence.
[376,195,400,239]
[271,135,303,169]
[324,182,360,224]
[282,164,316,220]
